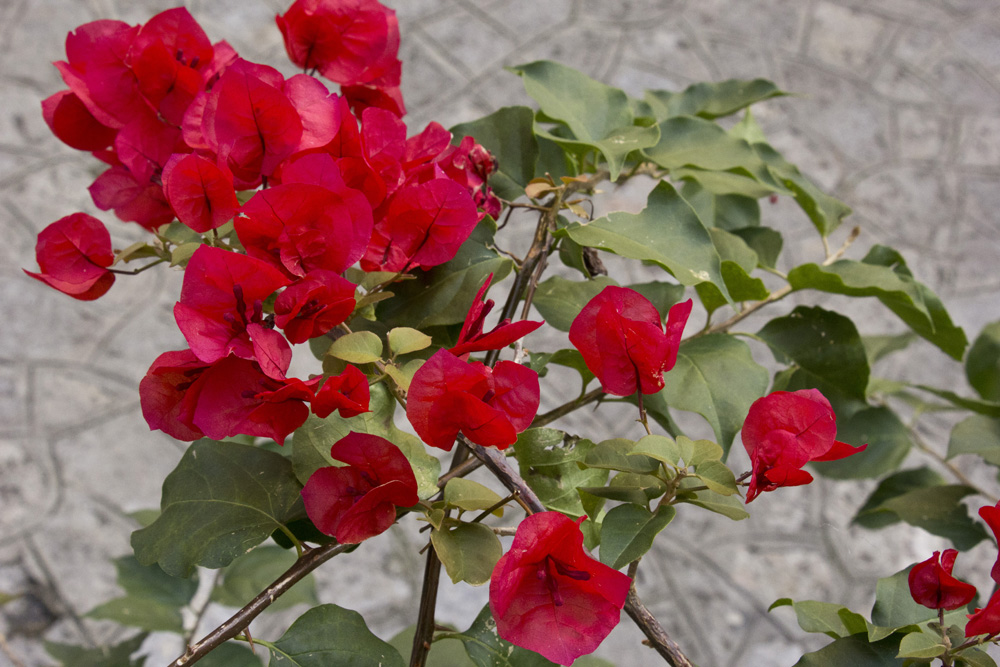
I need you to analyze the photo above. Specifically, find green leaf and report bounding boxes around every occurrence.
[581,471,667,505]
[693,460,738,495]
[643,116,786,196]
[682,181,761,231]
[212,546,317,611]
[677,487,750,520]
[513,429,607,516]
[948,415,1000,465]
[444,478,505,514]
[509,61,660,180]
[384,359,423,392]
[629,434,680,466]
[445,604,558,667]
[451,107,538,200]
[132,441,305,577]
[957,648,998,667]
[268,604,405,667]
[656,334,770,453]
[170,242,201,267]
[532,275,617,331]
[561,181,730,298]
[880,485,986,551]
[628,281,687,316]
[912,385,1000,418]
[872,566,939,629]
[896,632,946,659]
[198,643,263,667]
[328,331,383,364]
[793,634,905,666]
[585,438,661,475]
[758,306,870,400]
[432,523,503,586]
[856,475,987,550]
[683,436,725,466]
[86,556,197,633]
[45,634,148,667]
[787,253,966,361]
[863,333,919,366]
[644,78,786,120]
[696,260,769,315]
[732,226,783,268]
[599,504,675,569]
[292,384,440,499]
[857,245,968,360]
[379,217,514,328]
[389,626,475,667]
[968,321,1000,402]
[772,599,869,638]
[854,467,944,530]
[811,407,911,480]
[753,147,852,238]
[387,327,431,357]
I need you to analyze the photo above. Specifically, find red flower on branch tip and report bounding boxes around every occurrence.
[741,389,867,503]
[450,273,543,358]
[569,286,692,397]
[24,213,116,301]
[489,511,631,665]
[301,432,418,544]
[312,365,370,419]
[908,549,976,611]
[406,349,539,451]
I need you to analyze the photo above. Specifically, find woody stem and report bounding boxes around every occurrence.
[463,438,694,666]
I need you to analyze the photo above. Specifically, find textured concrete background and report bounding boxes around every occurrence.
[2,0,1000,665]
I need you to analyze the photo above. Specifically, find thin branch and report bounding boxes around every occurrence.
[463,438,695,666]
[910,426,999,504]
[0,632,26,667]
[409,546,443,667]
[532,387,604,427]
[107,258,168,275]
[169,543,350,666]
[694,284,792,338]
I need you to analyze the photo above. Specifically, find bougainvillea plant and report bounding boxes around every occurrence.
[25,1,1000,666]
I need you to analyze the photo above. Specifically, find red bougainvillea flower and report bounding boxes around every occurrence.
[161,153,239,233]
[741,389,867,503]
[908,549,976,611]
[188,355,315,445]
[41,90,117,151]
[967,590,1000,637]
[450,274,542,358]
[54,20,145,129]
[88,164,176,231]
[490,511,631,665]
[301,432,418,544]
[978,501,1000,584]
[569,287,692,396]
[237,182,373,279]
[139,351,316,445]
[24,213,116,301]
[173,245,291,378]
[210,59,303,187]
[312,365,370,419]
[406,350,539,451]
[276,0,401,89]
[361,178,480,272]
[274,270,357,345]
[129,7,214,126]
[139,348,209,441]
